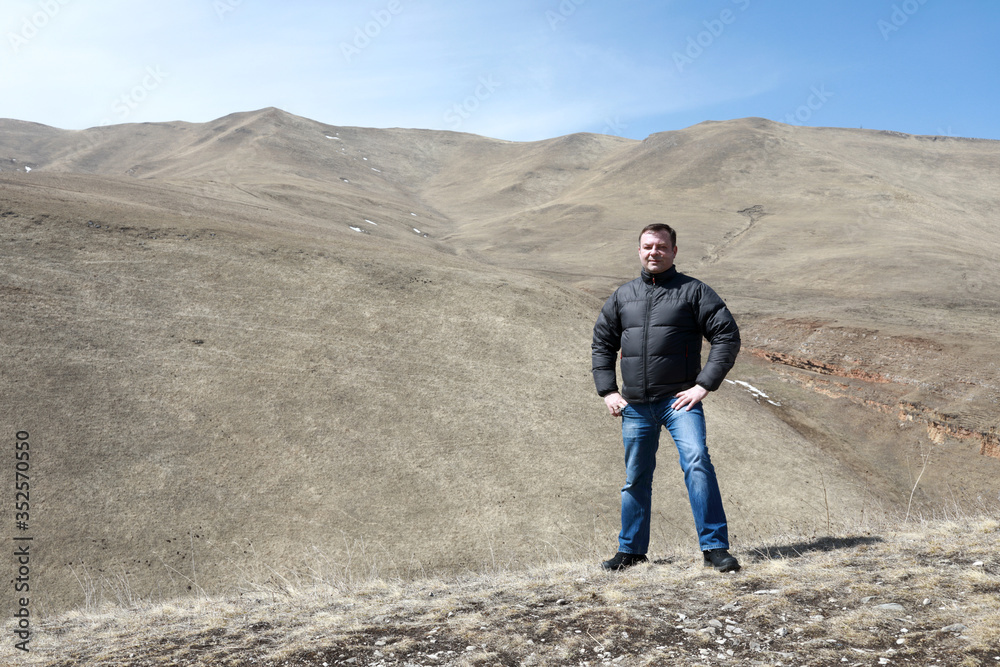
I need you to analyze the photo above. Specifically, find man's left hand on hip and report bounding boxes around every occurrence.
[672,384,708,411]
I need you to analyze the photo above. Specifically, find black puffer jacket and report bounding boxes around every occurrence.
[592,266,740,402]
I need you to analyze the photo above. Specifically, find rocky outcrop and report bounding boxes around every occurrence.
[751,349,893,383]
[751,347,1000,460]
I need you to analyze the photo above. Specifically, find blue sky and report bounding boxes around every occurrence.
[2,0,998,141]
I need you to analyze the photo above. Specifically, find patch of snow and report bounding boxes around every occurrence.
[24,166,31,173]
[363,157,368,160]
[413,228,421,234]
[728,379,768,397]
[411,212,417,216]
[364,219,377,225]
[326,135,341,140]
[725,379,781,406]
[349,226,363,233]
[371,168,381,172]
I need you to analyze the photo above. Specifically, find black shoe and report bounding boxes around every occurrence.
[601,552,648,571]
[703,548,741,572]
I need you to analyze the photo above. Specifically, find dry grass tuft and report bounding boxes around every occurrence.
[5,515,999,666]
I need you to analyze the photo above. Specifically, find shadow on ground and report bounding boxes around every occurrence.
[746,535,884,562]
[647,536,885,567]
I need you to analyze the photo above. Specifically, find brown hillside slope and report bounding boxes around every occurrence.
[4,517,999,666]
[1,110,998,617]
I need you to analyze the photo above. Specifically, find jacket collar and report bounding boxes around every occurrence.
[641,265,677,284]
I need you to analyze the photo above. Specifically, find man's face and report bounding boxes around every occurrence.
[639,231,677,274]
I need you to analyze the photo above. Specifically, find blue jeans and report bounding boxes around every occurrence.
[618,397,729,554]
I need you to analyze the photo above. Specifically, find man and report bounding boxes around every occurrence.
[592,223,741,573]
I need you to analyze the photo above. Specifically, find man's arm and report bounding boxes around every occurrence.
[670,283,740,412]
[692,283,741,392]
[592,291,623,399]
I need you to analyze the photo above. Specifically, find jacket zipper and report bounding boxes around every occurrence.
[642,275,653,402]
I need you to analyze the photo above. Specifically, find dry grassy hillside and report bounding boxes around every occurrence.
[5,516,999,666]
[1,109,998,619]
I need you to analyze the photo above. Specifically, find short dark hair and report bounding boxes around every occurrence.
[639,223,676,247]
